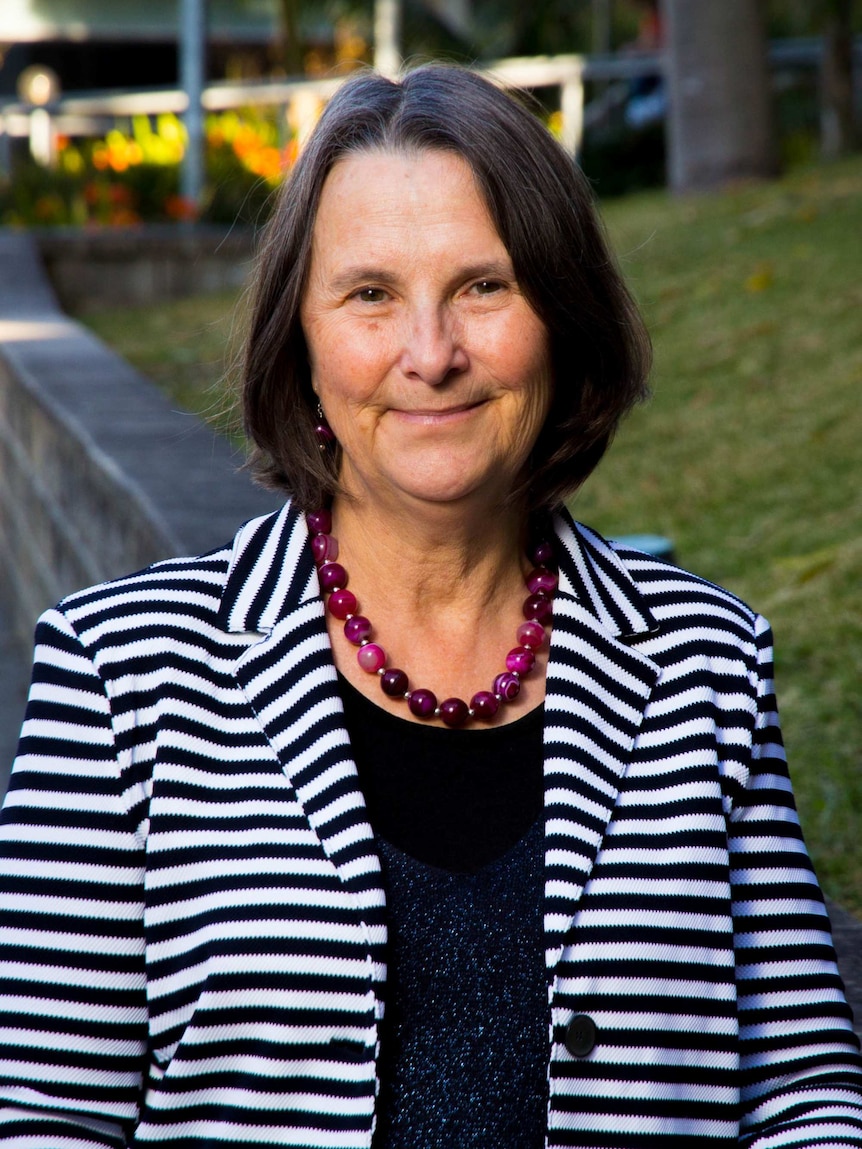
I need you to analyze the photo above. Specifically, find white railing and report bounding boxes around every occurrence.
[0,38,855,176]
[0,53,610,174]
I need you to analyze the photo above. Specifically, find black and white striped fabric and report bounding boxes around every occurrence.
[1,501,860,1148]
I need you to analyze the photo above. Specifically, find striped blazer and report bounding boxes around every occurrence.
[1,501,860,1148]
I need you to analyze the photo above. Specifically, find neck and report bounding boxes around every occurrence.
[330,491,533,615]
[311,489,554,726]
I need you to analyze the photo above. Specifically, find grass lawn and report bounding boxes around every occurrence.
[83,156,862,913]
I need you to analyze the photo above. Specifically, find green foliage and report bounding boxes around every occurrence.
[586,158,862,910]
[83,156,862,912]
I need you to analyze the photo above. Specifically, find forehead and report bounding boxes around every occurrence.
[309,148,505,261]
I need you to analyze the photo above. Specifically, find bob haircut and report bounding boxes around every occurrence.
[242,63,651,513]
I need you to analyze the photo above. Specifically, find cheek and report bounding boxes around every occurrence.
[510,323,552,406]
[310,324,391,407]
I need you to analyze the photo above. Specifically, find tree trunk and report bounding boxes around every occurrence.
[278,0,303,76]
[821,0,856,159]
[661,0,778,192]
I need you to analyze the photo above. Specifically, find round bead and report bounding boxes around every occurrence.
[517,620,546,649]
[506,646,536,675]
[381,668,409,697]
[311,533,338,564]
[439,697,470,727]
[527,567,558,595]
[493,671,521,702]
[307,509,332,534]
[470,690,500,720]
[408,689,437,719]
[327,588,357,620]
[344,615,372,644]
[523,592,553,624]
[357,643,386,673]
[319,562,348,592]
[315,422,335,444]
[531,540,554,565]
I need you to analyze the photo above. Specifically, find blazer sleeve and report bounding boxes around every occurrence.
[0,608,150,1148]
[734,615,862,1147]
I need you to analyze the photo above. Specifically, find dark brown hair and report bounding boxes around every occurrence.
[242,63,651,512]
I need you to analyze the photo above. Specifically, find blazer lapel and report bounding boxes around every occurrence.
[218,504,382,900]
[216,502,662,964]
[543,512,661,978]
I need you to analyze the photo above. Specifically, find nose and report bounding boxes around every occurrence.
[399,304,469,385]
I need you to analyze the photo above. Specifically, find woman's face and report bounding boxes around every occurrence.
[300,149,552,511]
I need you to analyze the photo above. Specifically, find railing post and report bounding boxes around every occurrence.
[560,61,585,156]
[374,0,402,78]
[28,106,57,167]
[180,0,207,213]
[0,114,11,180]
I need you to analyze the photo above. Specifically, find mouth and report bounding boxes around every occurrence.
[391,400,485,425]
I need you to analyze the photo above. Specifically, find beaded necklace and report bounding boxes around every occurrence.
[307,508,557,728]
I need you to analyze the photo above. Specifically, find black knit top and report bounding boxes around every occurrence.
[338,675,548,1148]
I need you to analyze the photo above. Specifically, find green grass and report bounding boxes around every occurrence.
[84,288,247,440]
[83,157,862,912]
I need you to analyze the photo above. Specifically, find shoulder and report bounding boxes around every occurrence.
[602,531,758,626]
[44,506,292,655]
[556,513,766,657]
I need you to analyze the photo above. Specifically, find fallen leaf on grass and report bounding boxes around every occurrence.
[744,263,775,292]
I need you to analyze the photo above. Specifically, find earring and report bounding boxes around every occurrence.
[314,401,335,452]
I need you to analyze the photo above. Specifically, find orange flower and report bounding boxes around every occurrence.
[163,195,199,221]
[109,207,142,227]
[108,183,134,206]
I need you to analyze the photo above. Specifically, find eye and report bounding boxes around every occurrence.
[471,279,505,295]
[353,286,388,303]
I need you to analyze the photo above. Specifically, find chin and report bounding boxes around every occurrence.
[391,470,513,508]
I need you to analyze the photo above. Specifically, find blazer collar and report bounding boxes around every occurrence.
[217,501,660,643]
[551,510,659,640]
[218,502,317,634]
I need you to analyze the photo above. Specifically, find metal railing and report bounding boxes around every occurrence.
[0,56,587,176]
[0,38,857,178]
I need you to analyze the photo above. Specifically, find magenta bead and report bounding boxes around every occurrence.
[531,540,554,565]
[493,671,521,701]
[408,688,437,718]
[307,509,332,534]
[517,620,546,649]
[319,562,348,592]
[470,690,500,719]
[381,668,409,697]
[439,698,470,727]
[315,423,335,445]
[506,646,536,675]
[523,592,552,624]
[344,615,372,644]
[527,567,558,595]
[327,588,357,620]
[312,533,338,564]
[357,643,386,673]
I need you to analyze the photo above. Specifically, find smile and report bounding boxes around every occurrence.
[391,402,485,425]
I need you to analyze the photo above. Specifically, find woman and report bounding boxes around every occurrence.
[1,66,860,1149]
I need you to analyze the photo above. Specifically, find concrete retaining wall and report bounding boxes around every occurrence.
[35,224,256,314]
[0,228,280,658]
